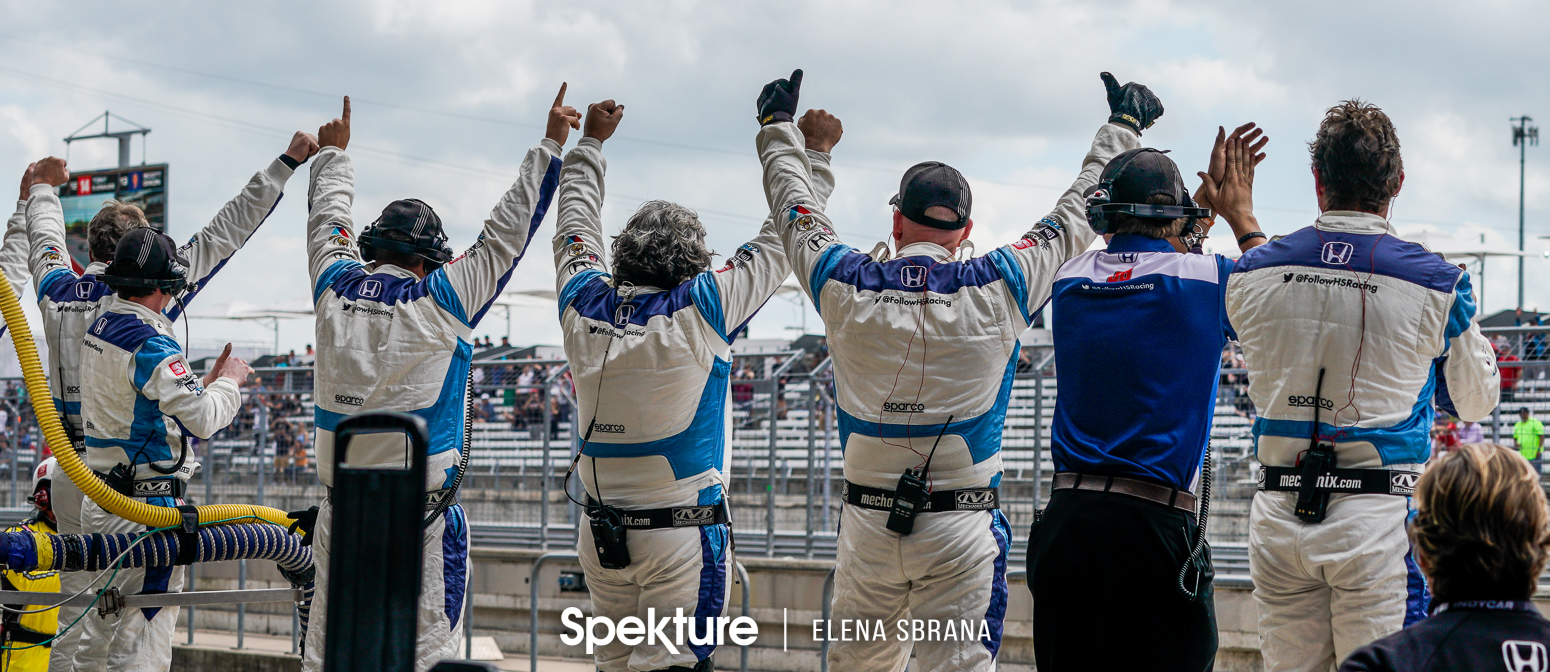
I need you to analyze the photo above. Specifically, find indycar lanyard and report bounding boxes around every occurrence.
[1431,600,1540,616]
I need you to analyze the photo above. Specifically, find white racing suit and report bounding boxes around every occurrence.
[759,120,1139,672]
[554,136,833,672]
[1226,211,1501,671]
[76,296,243,672]
[302,141,561,672]
[23,158,291,671]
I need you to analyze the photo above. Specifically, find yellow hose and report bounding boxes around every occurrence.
[0,268,297,532]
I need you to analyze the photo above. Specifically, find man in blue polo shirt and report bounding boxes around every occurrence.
[1026,125,1268,671]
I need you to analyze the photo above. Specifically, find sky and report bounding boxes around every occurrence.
[1,0,1548,356]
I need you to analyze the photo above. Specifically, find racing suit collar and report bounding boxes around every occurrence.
[1105,233,1176,254]
[84,261,108,276]
[1314,210,1395,235]
[367,262,420,279]
[893,241,953,261]
[104,294,172,330]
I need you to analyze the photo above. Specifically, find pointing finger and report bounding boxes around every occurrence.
[789,69,803,90]
[1100,72,1121,96]
[554,82,568,109]
[342,96,351,124]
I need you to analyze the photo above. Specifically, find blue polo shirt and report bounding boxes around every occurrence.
[1047,234,1235,491]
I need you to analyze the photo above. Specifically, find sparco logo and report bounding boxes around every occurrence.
[591,423,626,434]
[672,507,716,526]
[1503,641,1548,672]
[334,395,364,406]
[1287,395,1334,410]
[955,490,997,509]
[1389,471,1419,495]
[883,402,925,413]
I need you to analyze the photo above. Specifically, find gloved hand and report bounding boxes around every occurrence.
[757,69,803,126]
[1101,72,1164,135]
[287,505,320,546]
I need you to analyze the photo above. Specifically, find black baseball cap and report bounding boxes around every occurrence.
[889,161,972,230]
[1082,148,1189,214]
[104,226,188,282]
[361,198,452,264]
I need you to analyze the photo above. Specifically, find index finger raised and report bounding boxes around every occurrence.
[342,96,351,124]
[554,82,568,109]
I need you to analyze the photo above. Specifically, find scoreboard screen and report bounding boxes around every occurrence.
[57,164,168,268]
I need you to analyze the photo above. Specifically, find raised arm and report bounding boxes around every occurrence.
[702,108,843,342]
[23,157,74,300]
[1,167,33,299]
[307,97,362,301]
[554,95,617,306]
[437,83,573,328]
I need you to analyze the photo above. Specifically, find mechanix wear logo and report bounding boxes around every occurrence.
[900,265,926,288]
[955,489,997,510]
[1389,471,1419,495]
[882,402,925,414]
[672,506,717,526]
[137,480,175,496]
[1320,241,1355,265]
[359,280,383,299]
[1503,641,1547,672]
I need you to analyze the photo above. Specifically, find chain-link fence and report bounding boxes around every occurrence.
[0,326,1545,556]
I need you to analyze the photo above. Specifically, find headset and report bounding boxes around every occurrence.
[96,257,189,297]
[359,199,454,270]
[1084,149,1212,244]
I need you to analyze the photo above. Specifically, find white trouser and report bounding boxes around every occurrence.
[828,506,1011,672]
[302,496,469,672]
[1249,491,1420,672]
[71,497,185,672]
[47,475,85,672]
[576,520,732,672]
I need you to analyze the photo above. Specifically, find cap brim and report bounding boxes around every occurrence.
[888,194,901,206]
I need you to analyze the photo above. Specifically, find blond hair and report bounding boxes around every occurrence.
[1410,443,1550,601]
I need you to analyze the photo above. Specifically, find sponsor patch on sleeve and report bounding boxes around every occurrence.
[169,361,187,377]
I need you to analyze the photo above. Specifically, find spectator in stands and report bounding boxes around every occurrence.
[1500,344,1522,401]
[1031,119,1269,672]
[500,336,510,347]
[1455,419,1484,445]
[1515,408,1544,462]
[1430,417,1458,456]
[1339,443,1550,671]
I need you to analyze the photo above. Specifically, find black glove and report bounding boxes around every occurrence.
[1101,72,1164,135]
[287,505,320,546]
[757,69,803,126]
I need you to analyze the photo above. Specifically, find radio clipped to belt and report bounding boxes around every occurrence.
[1295,369,1337,523]
[886,416,953,535]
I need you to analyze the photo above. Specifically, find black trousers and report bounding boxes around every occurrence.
[1026,488,1218,672]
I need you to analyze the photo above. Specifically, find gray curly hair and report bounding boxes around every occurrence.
[610,200,713,289]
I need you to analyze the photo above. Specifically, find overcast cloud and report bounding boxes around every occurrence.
[1,0,1547,354]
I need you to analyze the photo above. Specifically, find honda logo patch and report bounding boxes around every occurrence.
[901,265,926,288]
[93,318,106,335]
[1118,253,1138,263]
[1389,471,1419,495]
[1503,641,1547,672]
[1320,241,1355,265]
[614,303,636,326]
[359,280,383,299]
[75,283,93,299]
[672,506,716,526]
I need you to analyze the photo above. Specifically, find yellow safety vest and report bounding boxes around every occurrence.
[0,518,60,672]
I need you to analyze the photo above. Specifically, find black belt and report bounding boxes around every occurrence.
[843,481,999,513]
[95,472,186,499]
[2,623,53,645]
[585,497,729,529]
[1258,466,1419,496]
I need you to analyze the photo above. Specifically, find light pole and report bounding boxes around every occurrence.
[1511,116,1538,310]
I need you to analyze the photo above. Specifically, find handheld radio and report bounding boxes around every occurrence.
[1294,368,1337,523]
[886,416,953,535]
